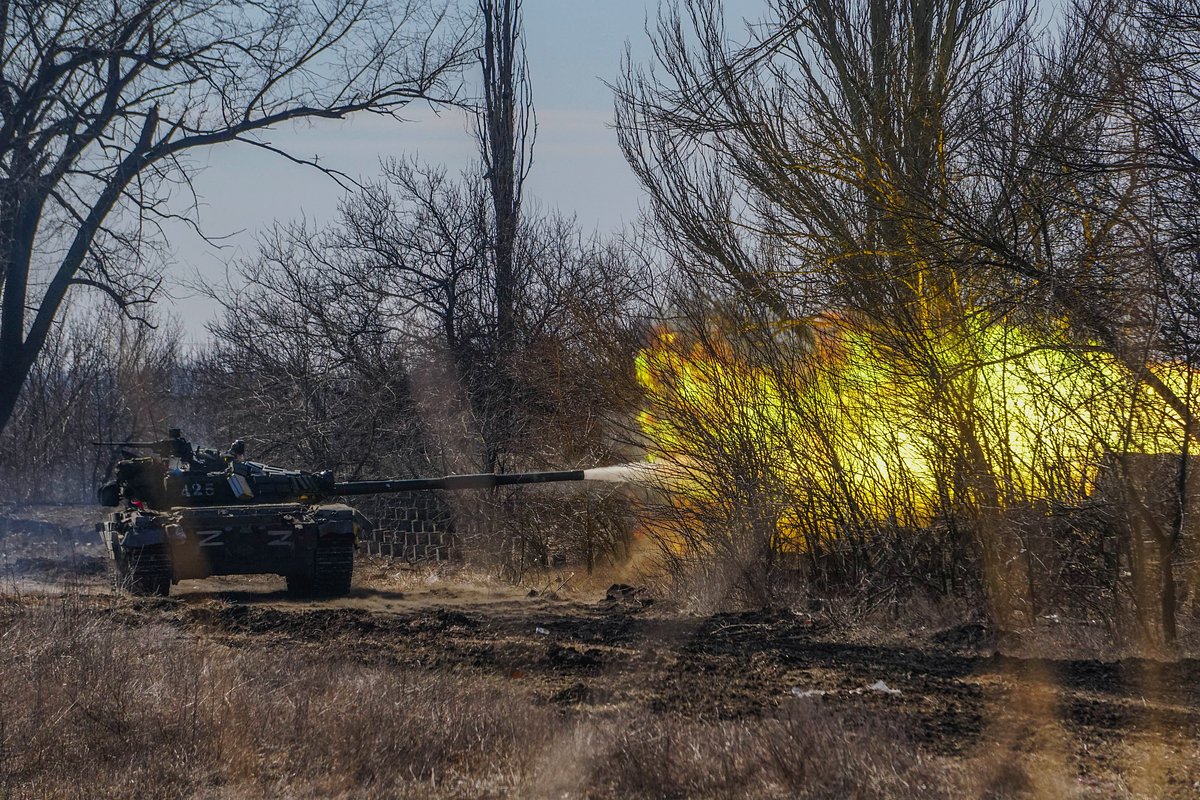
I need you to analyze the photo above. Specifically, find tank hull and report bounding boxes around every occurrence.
[100,502,365,597]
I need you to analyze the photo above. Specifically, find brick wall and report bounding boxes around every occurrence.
[354,491,461,562]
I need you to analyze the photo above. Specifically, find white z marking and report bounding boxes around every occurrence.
[267,530,293,547]
[197,530,224,548]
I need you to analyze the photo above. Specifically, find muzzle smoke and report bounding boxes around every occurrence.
[583,462,666,485]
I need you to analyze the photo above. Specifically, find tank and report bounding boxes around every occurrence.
[94,429,586,597]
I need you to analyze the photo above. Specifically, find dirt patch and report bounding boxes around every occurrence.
[116,577,1194,797]
[0,504,109,589]
[6,560,1200,797]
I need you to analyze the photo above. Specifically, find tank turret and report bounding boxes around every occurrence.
[96,432,586,510]
[95,430,589,598]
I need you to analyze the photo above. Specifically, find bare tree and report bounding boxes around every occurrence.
[477,0,533,352]
[935,0,1200,643]
[616,0,1048,624]
[0,0,471,434]
[198,0,649,576]
[0,304,185,503]
[615,0,1200,634]
[199,183,648,574]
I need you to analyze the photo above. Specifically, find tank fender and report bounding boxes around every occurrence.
[99,521,122,558]
[120,515,168,548]
[311,504,367,537]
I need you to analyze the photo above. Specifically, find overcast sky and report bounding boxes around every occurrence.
[166,0,766,338]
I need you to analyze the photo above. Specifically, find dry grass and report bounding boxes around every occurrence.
[571,711,988,800]
[0,594,555,799]
[0,591,1013,799]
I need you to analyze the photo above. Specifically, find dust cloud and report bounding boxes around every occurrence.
[582,462,664,485]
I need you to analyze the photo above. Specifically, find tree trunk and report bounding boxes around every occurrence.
[1105,453,1185,649]
[479,0,528,353]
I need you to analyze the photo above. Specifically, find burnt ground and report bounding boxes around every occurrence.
[71,577,1199,797]
[3,506,1200,797]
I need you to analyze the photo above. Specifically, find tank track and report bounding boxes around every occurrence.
[114,545,172,597]
[287,541,353,598]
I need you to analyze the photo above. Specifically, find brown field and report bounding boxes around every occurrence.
[1,512,1199,799]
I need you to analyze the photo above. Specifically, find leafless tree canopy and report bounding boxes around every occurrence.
[613,0,1200,636]
[14,0,1200,644]
[0,0,471,433]
[0,304,186,502]
[477,0,533,351]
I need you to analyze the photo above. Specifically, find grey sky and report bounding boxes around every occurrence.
[168,0,766,337]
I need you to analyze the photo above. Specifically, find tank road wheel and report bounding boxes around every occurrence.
[286,541,353,599]
[114,545,172,597]
[313,542,354,597]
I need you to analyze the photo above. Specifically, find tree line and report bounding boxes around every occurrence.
[615,0,1200,643]
[5,0,1200,642]
[0,0,646,579]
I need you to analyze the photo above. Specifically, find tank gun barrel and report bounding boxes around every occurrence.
[93,441,161,449]
[332,469,586,496]
[93,428,195,461]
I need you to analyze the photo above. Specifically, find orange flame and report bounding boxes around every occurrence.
[635,311,1198,545]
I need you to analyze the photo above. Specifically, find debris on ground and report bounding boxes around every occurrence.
[604,583,653,606]
[866,679,901,696]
